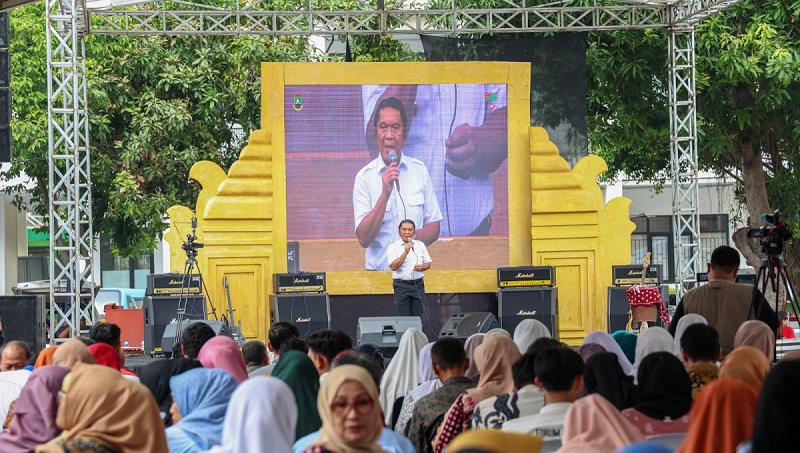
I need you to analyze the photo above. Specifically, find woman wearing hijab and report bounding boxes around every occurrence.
[432,335,521,453]
[464,334,484,380]
[583,352,637,410]
[513,319,551,354]
[447,430,543,453]
[621,352,692,436]
[628,327,674,384]
[556,394,643,453]
[139,357,203,426]
[34,346,59,369]
[50,338,96,369]
[576,343,606,363]
[273,349,323,442]
[0,366,69,453]
[394,343,441,434]
[678,379,758,453]
[304,364,385,453]
[670,314,707,360]
[35,363,166,453]
[749,361,800,452]
[610,331,637,365]
[379,328,428,426]
[197,336,248,383]
[582,331,633,374]
[733,320,776,362]
[206,376,297,453]
[88,343,122,370]
[718,346,771,392]
[166,368,239,453]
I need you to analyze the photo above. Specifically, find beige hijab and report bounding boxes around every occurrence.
[466,335,521,403]
[35,364,166,453]
[51,339,96,369]
[312,365,386,453]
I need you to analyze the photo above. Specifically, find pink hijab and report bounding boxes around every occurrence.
[197,336,248,383]
[466,335,520,403]
[557,394,644,453]
[734,320,775,362]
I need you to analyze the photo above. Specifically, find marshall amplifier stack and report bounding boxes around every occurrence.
[270,272,330,338]
[608,264,667,332]
[496,266,558,338]
[143,273,207,356]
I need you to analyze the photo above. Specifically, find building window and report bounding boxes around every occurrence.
[630,215,728,283]
[99,236,153,289]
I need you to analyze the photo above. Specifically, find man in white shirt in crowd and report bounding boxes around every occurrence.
[388,219,432,317]
[502,346,584,441]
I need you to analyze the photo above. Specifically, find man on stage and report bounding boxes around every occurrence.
[353,97,442,271]
[388,219,431,317]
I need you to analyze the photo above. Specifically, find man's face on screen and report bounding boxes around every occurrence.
[376,107,406,165]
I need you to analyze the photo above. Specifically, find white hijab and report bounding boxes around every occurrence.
[629,327,675,383]
[379,328,428,425]
[409,342,442,402]
[673,314,708,360]
[513,319,551,353]
[205,376,296,453]
[582,331,633,375]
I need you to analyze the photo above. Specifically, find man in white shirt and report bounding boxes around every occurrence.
[502,346,584,441]
[353,97,442,271]
[388,219,432,317]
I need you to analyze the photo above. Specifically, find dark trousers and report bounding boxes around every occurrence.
[393,278,426,317]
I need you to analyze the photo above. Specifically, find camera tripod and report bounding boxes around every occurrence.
[173,215,216,356]
[756,253,800,358]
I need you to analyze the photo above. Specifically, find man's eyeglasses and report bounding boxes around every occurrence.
[331,397,374,416]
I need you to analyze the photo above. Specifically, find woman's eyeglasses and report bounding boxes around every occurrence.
[331,397,374,416]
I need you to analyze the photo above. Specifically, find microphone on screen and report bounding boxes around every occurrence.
[388,150,399,190]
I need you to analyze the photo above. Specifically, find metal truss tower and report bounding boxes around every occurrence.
[667,25,700,296]
[46,0,95,342]
[44,0,738,333]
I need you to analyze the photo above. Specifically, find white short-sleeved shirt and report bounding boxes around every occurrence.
[353,155,442,271]
[501,401,572,441]
[387,238,432,281]
[363,84,508,236]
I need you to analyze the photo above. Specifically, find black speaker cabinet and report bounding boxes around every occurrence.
[161,319,233,356]
[607,286,668,333]
[357,316,423,358]
[143,295,207,355]
[439,312,500,341]
[0,295,46,353]
[497,288,559,339]
[270,293,330,338]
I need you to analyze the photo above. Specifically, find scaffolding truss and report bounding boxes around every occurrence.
[46,0,740,332]
[47,0,95,342]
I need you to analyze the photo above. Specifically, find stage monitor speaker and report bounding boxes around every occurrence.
[357,316,422,358]
[161,319,232,357]
[143,295,207,355]
[438,312,499,341]
[497,288,559,339]
[270,293,330,338]
[607,286,668,333]
[0,295,46,353]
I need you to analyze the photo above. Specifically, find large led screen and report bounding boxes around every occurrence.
[284,84,510,272]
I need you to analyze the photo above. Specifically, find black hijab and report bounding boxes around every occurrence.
[584,351,637,410]
[751,360,800,453]
[634,351,692,420]
[138,357,202,425]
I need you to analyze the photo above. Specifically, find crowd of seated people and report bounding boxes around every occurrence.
[0,307,795,453]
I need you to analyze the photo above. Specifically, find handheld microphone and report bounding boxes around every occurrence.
[405,236,414,249]
[388,150,399,190]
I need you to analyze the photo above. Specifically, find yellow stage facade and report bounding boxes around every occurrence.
[165,62,634,345]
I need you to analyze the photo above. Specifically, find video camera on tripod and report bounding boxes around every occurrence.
[181,216,204,260]
[748,212,792,256]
